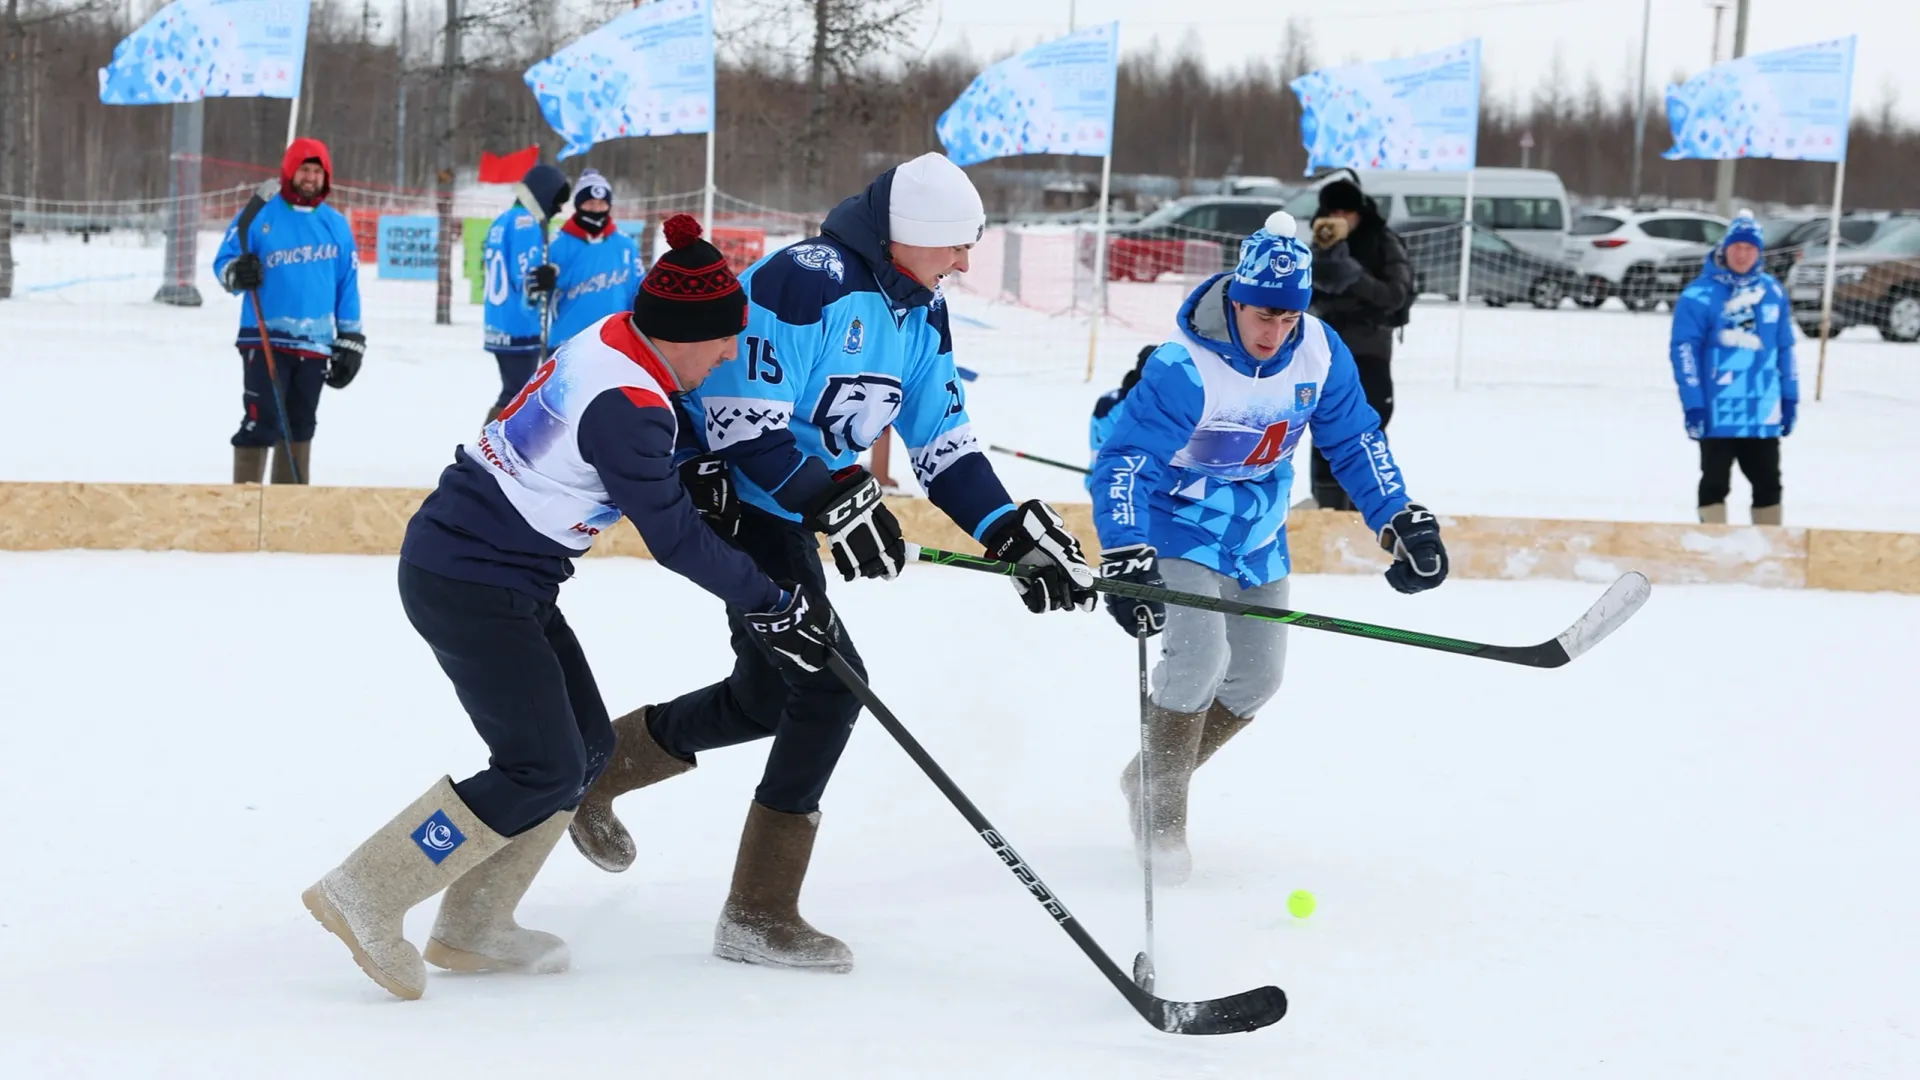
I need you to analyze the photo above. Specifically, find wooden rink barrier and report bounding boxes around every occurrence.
[0,481,1914,596]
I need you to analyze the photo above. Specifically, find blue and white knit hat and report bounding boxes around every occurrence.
[1721,210,1764,252]
[1227,212,1314,311]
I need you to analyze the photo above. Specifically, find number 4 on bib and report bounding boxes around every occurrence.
[1243,421,1289,467]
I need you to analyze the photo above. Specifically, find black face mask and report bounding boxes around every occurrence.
[574,209,610,235]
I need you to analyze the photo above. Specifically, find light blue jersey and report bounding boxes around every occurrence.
[549,221,640,348]
[681,172,1015,538]
[483,204,548,356]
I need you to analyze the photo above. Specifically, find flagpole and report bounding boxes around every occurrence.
[1083,150,1114,383]
[285,93,300,148]
[1451,166,1475,390]
[1814,154,1847,402]
[703,128,716,227]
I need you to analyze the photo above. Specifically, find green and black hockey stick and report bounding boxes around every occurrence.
[987,444,1091,475]
[906,543,1651,669]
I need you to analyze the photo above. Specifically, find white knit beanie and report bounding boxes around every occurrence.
[888,153,986,247]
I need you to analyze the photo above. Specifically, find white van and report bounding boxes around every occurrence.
[1283,167,1572,261]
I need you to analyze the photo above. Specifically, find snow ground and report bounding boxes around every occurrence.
[4,232,1919,531]
[2,551,1917,1077]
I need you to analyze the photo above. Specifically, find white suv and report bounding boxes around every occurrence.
[1563,208,1729,311]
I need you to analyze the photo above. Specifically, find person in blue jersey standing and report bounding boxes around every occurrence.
[1669,211,1798,525]
[301,218,838,1001]
[481,162,571,425]
[213,137,365,485]
[536,170,640,350]
[1090,212,1450,882]
[568,157,1097,973]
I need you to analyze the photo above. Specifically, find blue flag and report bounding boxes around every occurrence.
[936,23,1120,168]
[98,0,310,105]
[1289,40,1481,174]
[524,0,716,161]
[1663,37,1856,163]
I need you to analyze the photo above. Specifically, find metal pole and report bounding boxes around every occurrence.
[703,129,716,227]
[1713,0,1749,218]
[1451,168,1475,390]
[1083,151,1113,382]
[397,0,409,189]
[1814,156,1846,401]
[1629,0,1652,201]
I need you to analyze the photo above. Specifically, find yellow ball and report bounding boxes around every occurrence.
[1287,889,1316,919]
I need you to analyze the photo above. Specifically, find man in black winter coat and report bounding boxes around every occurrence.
[1305,179,1412,511]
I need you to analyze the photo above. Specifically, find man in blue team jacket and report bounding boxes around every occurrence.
[1669,212,1799,525]
[1091,211,1449,882]
[213,137,364,485]
[538,170,640,349]
[568,154,1096,974]
[481,163,570,425]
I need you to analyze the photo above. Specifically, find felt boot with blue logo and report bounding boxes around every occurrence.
[423,809,573,975]
[301,777,508,1000]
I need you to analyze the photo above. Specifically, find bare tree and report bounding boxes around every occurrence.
[0,0,108,299]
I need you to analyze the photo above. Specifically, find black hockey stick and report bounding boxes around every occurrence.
[907,544,1651,669]
[235,179,302,484]
[1131,611,1156,993]
[988,444,1092,475]
[825,651,1286,1036]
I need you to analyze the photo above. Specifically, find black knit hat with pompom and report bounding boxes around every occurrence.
[633,214,748,343]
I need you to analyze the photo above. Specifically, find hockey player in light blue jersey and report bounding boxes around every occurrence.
[481,162,569,424]
[543,171,641,348]
[1092,211,1450,882]
[570,155,1096,973]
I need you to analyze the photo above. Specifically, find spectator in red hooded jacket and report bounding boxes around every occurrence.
[213,138,365,484]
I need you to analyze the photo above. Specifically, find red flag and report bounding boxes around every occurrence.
[478,145,540,184]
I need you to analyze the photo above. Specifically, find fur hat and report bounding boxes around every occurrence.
[1316,179,1366,215]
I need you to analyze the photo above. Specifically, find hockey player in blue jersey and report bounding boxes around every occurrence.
[569,156,1096,972]
[537,170,640,349]
[301,219,839,1000]
[481,163,570,424]
[213,137,364,485]
[1091,212,1449,882]
[1086,343,1157,485]
[1669,212,1798,525]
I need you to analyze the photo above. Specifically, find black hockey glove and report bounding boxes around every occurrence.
[222,253,264,292]
[1379,503,1449,595]
[679,453,738,540]
[809,466,905,581]
[526,263,559,297]
[1098,544,1166,636]
[982,500,1097,615]
[744,583,841,679]
[326,332,365,389]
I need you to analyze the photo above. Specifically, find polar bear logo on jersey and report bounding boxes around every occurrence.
[789,243,846,283]
[811,374,904,455]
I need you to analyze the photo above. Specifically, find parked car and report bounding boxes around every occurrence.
[1655,213,1916,311]
[1787,218,1920,341]
[1398,220,1581,308]
[1095,194,1287,281]
[1562,208,1728,311]
[1281,167,1572,261]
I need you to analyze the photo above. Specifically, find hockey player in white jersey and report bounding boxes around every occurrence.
[1090,212,1451,882]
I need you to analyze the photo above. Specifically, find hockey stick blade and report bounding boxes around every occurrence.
[1541,570,1653,665]
[1129,982,1289,1036]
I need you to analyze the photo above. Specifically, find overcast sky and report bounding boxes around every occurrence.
[914,0,1915,121]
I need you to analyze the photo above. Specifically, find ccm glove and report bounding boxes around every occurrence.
[744,583,841,679]
[810,466,905,581]
[1099,544,1166,636]
[1683,407,1707,440]
[982,500,1097,614]
[222,253,264,292]
[1379,503,1449,595]
[679,454,739,540]
[326,332,365,389]
[527,263,559,296]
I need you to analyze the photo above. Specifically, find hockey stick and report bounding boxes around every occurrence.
[906,544,1651,669]
[825,651,1286,1036]
[1131,611,1156,993]
[235,180,302,485]
[987,444,1092,475]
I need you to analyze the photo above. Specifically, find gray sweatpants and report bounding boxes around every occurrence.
[1152,558,1291,718]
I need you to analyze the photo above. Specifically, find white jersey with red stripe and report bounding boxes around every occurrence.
[463,314,680,551]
